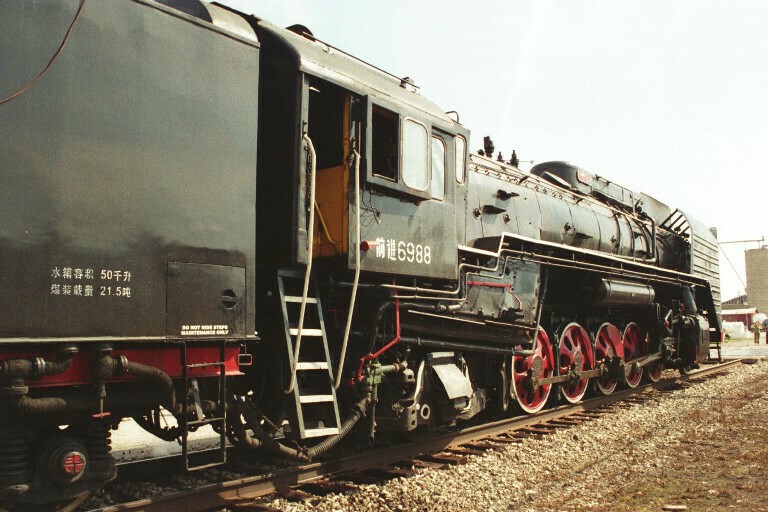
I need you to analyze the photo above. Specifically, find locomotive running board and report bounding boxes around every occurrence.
[277,269,341,438]
[461,232,710,287]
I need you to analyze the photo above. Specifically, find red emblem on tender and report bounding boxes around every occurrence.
[62,452,86,476]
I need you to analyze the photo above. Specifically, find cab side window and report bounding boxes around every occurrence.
[372,106,398,181]
[455,135,466,183]
[367,103,438,200]
[401,118,429,191]
[431,136,445,200]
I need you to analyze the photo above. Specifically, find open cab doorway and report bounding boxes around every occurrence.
[306,78,361,260]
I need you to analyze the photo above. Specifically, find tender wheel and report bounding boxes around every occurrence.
[512,329,555,414]
[622,322,647,388]
[557,323,594,403]
[593,322,624,395]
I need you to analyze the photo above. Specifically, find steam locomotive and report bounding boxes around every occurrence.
[0,1,720,509]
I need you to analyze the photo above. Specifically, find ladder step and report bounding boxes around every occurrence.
[285,296,318,304]
[187,417,226,428]
[289,328,323,337]
[186,362,225,370]
[303,427,340,438]
[295,362,329,370]
[299,394,334,404]
[277,269,305,279]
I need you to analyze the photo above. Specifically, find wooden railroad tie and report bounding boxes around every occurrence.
[416,453,468,466]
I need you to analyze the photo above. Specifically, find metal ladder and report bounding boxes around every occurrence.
[708,336,723,362]
[278,268,341,438]
[180,342,227,470]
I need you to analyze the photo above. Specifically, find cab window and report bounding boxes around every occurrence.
[431,136,445,199]
[455,135,466,183]
[372,106,398,181]
[401,118,429,191]
[367,102,434,201]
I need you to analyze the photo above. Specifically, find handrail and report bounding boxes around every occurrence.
[335,148,361,388]
[285,133,317,395]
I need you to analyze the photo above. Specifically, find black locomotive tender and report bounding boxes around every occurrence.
[0,0,721,509]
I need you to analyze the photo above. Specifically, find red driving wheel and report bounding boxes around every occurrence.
[593,322,624,395]
[512,329,555,414]
[622,322,647,388]
[558,323,594,403]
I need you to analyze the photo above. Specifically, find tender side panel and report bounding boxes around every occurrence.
[686,214,722,332]
[0,0,259,339]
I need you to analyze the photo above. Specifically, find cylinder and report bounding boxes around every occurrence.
[595,279,655,305]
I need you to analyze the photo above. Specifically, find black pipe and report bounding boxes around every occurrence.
[0,346,77,382]
[682,286,698,316]
[534,267,548,338]
[132,399,217,442]
[233,394,371,461]
[366,301,395,354]
[399,335,522,355]
[4,389,206,426]
[120,359,177,413]
[92,352,176,413]
[3,354,176,423]
[12,394,70,416]
[366,300,444,354]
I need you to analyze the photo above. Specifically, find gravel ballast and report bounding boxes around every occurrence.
[265,361,768,512]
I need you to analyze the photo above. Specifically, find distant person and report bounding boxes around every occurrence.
[754,320,761,345]
[763,318,768,344]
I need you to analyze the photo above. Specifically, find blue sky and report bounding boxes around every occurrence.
[221,0,768,299]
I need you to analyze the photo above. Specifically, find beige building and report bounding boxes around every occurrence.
[746,248,768,314]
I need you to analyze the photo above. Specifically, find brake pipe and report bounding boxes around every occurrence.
[355,289,400,384]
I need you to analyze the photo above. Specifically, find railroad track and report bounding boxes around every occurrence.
[88,359,742,512]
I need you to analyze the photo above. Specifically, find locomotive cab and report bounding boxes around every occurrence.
[252,20,483,442]
[254,21,468,280]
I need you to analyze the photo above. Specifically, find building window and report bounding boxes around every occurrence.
[401,118,429,191]
[431,136,445,199]
[455,135,466,183]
